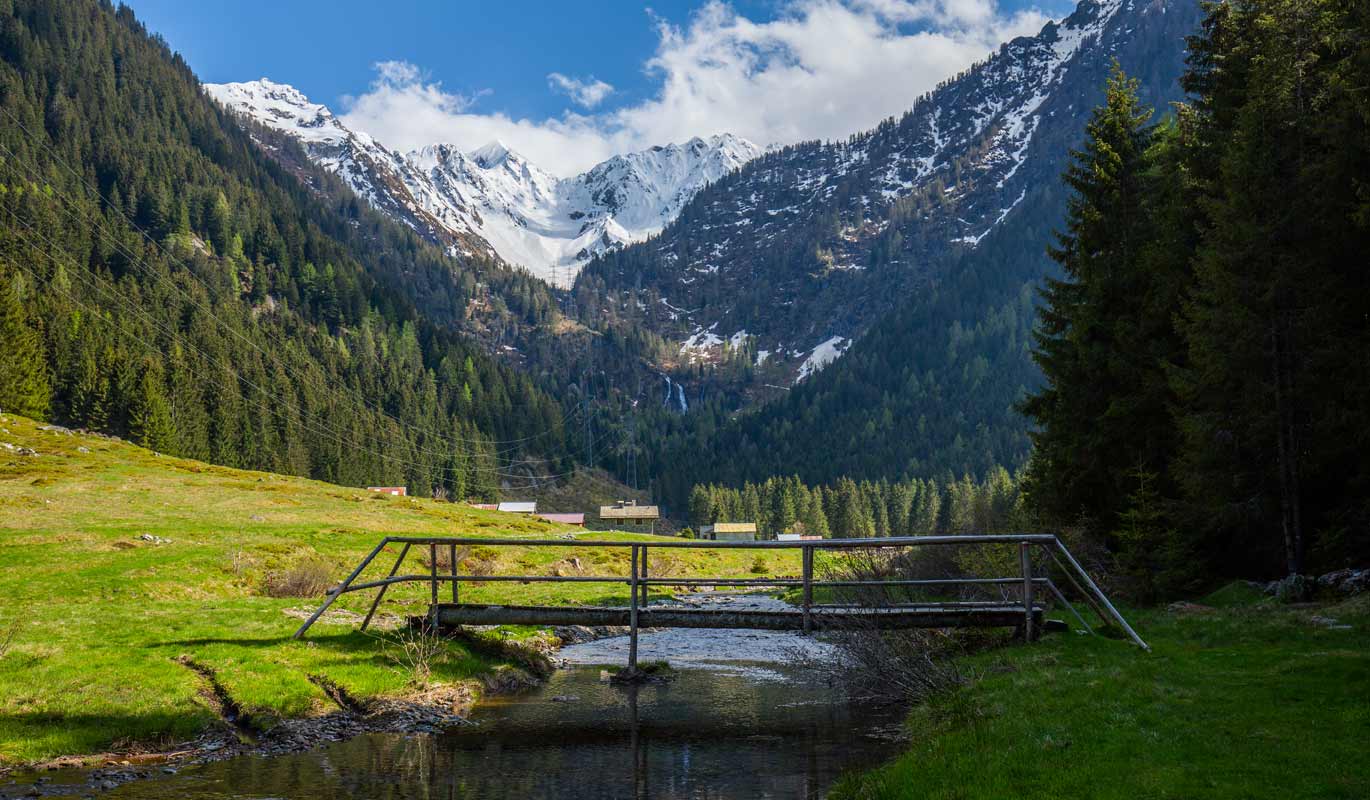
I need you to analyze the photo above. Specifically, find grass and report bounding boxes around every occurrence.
[0,413,797,765]
[832,589,1370,799]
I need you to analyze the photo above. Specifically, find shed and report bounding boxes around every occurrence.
[497,501,537,514]
[598,500,660,534]
[700,522,758,542]
[367,486,407,497]
[536,512,586,527]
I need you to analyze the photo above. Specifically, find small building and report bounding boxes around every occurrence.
[367,486,407,497]
[536,512,586,527]
[700,522,758,541]
[470,503,499,511]
[598,500,660,534]
[497,501,537,514]
[776,532,824,541]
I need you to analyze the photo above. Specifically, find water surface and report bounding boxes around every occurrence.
[46,596,905,799]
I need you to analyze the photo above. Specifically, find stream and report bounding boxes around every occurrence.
[33,596,907,799]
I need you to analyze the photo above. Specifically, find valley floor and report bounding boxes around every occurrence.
[832,587,1370,799]
[0,414,793,766]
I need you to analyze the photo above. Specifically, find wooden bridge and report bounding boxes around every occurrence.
[295,534,1147,667]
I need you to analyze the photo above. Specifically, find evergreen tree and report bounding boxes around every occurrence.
[131,360,175,452]
[0,272,50,420]
[1021,64,1161,532]
[1172,0,1370,577]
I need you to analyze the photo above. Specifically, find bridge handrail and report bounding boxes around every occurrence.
[292,533,1147,651]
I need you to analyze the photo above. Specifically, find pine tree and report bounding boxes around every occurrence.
[131,359,175,452]
[1021,63,1158,531]
[0,272,50,420]
[1172,0,1370,577]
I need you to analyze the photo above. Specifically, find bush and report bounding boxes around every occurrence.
[373,625,447,688]
[0,618,17,661]
[261,556,336,598]
[421,544,499,576]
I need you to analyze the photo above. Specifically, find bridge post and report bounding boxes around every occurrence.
[639,545,649,607]
[429,543,439,632]
[629,544,640,669]
[802,546,814,634]
[292,537,389,639]
[1020,541,1036,642]
[449,542,458,604]
[361,542,411,631]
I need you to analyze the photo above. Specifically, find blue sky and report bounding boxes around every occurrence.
[128,1,772,120]
[129,0,1076,174]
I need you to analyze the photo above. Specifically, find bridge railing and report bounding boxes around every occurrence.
[293,534,1147,653]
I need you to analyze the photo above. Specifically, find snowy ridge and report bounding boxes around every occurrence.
[409,134,759,287]
[205,80,760,287]
[205,79,485,256]
[588,0,1159,385]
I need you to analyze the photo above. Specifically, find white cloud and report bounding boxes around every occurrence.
[339,0,1052,176]
[547,72,615,108]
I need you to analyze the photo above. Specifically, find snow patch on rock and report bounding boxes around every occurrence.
[796,336,851,382]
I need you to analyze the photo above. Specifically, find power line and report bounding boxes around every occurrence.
[0,106,567,460]
[0,205,588,485]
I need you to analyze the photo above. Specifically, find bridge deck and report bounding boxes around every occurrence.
[434,602,1044,631]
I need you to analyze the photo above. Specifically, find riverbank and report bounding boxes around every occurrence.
[0,413,796,768]
[8,593,899,800]
[832,587,1370,799]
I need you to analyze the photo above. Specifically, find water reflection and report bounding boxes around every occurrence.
[84,665,901,800]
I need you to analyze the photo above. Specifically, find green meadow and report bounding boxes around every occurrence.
[0,413,791,765]
[834,587,1370,799]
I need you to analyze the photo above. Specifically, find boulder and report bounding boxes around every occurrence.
[1316,568,1370,597]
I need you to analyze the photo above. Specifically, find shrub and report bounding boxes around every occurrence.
[421,545,499,576]
[261,556,335,598]
[373,625,447,688]
[0,618,17,661]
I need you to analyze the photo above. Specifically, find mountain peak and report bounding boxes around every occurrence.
[470,140,518,168]
[204,78,347,145]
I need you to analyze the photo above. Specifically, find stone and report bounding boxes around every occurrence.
[1267,573,1313,603]
[1316,568,1370,597]
[1166,601,1216,615]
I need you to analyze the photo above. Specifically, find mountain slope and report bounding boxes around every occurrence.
[579,0,1199,388]
[622,0,1204,501]
[206,80,760,287]
[0,0,567,497]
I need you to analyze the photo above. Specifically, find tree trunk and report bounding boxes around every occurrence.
[1271,318,1304,576]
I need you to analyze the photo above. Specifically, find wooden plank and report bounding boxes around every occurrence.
[434,603,1044,631]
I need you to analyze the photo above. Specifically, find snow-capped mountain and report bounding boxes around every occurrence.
[205,79,759,287]
[578,0,1200,384]
[407,134,759,287]
[204,78,496,262]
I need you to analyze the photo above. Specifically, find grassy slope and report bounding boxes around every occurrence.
[0,414,793,765]
[834,588,1370,799]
